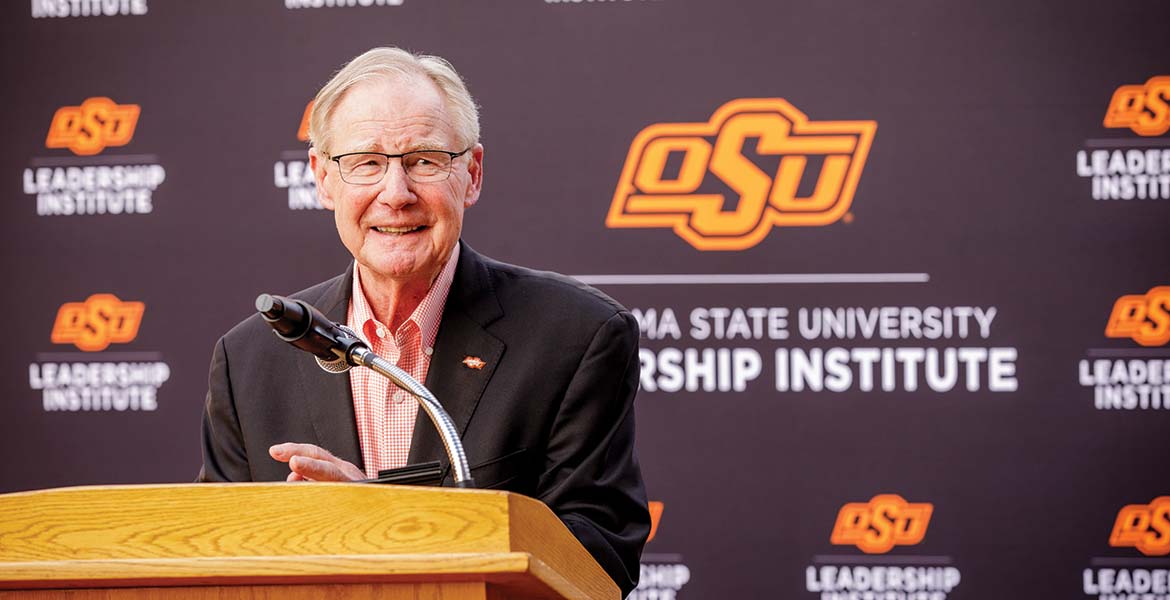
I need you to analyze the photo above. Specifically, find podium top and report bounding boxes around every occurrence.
[0,483,618,600]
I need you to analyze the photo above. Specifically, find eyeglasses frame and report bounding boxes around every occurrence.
[328,147,473,185]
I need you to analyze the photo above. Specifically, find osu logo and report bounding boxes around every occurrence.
[1110,497,1170,556]
[45,97,141,156]
[607,98,876,251]
[297,100,313,142]
[1105,285,1170,347]
[51,294,145,352]
[1103,76,1170,137]
[830,494,933,554]
[647,500,664,543]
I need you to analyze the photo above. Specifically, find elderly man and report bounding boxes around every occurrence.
[198,47,649,595]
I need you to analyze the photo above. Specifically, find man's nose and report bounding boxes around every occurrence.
[375,158,416,209]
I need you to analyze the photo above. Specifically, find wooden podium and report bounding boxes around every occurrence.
[0,483,618,600]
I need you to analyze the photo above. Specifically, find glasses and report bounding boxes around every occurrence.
[330,148,471,185]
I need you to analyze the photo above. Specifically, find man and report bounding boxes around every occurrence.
[198,47,649,596]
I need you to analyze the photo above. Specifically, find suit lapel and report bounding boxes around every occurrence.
[408,243,505,472]
[297,265,365,471]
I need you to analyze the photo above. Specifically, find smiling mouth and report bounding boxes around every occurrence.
[372,225,425,235]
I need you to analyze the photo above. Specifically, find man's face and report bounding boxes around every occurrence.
[310,75,483,289]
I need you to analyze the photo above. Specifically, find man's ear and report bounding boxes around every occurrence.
[309,146,336,210]
[462,143,484,209]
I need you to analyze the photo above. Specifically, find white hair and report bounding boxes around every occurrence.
[308,47,480,156]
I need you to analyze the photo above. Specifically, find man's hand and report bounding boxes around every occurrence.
[269,443,365,482]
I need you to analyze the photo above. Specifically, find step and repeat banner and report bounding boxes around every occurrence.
[2,2,1168,599]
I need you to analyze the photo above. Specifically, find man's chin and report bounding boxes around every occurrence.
[357,254,436,286]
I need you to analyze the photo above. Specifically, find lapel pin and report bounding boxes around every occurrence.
[462,356,486,370]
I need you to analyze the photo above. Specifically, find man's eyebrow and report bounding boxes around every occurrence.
[334,139,379,154]
[336,139,451,154]
[402,139,451,152]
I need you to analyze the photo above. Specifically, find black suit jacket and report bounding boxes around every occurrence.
[199,242,650,596]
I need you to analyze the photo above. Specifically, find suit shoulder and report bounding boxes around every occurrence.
[480,257,632,326]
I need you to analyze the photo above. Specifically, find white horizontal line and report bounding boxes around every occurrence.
[572,273,930,285]
[640,553,684,562]
[29,154,159,166]
[1084,138,1170,148]
[812,555,953,565]
[35,352,163,361]
[1086,348,1170,357]
[1090,557,1170,567]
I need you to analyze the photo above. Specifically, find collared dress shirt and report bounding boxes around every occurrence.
[346,244,459,477]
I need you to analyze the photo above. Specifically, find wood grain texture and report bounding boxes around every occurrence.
[0,484,614,600]
[0,582,488,600]
[0,553,531,584]
[0,484,512,561]
[506,496,618,600]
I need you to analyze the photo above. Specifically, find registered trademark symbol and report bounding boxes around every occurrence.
[843,212,854,224]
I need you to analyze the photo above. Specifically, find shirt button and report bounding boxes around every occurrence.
[376,327,387,339]
[424,347,434,356]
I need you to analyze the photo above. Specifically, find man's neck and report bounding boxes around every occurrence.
[356,265,439,332]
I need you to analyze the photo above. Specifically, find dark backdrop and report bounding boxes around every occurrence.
[3,2,1168,598]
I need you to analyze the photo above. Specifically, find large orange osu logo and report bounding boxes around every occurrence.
[607,98,877,251]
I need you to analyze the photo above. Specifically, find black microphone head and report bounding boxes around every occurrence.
[255,294,281,318]
[256,293,310,340]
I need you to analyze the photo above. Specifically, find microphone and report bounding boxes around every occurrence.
[254,293,476,488]
[255,294,366,367]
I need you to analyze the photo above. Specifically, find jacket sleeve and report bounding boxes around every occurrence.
[537,310,650,598]
[197,336,251,482]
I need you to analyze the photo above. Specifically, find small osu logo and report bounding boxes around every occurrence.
[51,294,145,352]
[1103,76,1170,137]
[647,500,665,543]
[45,97,141,156]
[607,98,877,251]
[1105,286,1170,347]
[297,100,313,142]
[830,494,933,554]
[1110,497,1170,556]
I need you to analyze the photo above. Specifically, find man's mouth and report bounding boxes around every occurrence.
[372,225,425,235]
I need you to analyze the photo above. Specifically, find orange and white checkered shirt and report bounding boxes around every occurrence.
[347,244,459,478]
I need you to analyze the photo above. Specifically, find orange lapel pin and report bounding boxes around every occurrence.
[462,356,486,370]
